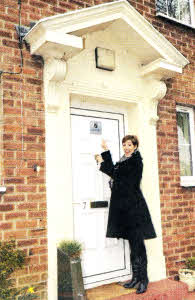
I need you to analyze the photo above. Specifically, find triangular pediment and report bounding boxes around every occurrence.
[25,0,188,77]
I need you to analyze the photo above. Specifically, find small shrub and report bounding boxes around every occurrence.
[185,257,195,270]
[58,240,83,296]
[58,240,82,258]
[0,240,26,299]
[0,240,39,299]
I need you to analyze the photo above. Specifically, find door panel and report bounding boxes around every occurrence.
[71,108,130,287]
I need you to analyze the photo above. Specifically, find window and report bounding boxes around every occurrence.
[176,106,195,187]
[156,0,195,28]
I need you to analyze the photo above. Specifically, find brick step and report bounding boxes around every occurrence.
[183,292,195,300]
[86,279,189,300]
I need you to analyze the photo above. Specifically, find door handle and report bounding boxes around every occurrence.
[73,202,87,209]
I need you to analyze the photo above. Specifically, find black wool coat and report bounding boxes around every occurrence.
[100,150,157,240]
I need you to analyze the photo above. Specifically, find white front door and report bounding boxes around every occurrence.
[71,108,130,289]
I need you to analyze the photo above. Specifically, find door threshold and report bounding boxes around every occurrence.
[86,282,135,300]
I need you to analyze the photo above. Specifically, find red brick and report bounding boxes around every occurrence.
[16,151,37,160]
[51,6,67,13]
[3,107,21,114]
[16,220,38,229]
[29,264,47,273]
[18,203,38,210]
[4,195,25,202]
[0,29,12,38]
[18,274,40,285]
[0,204,14,211]
[4,160,24,168]
[26,143,45,151]
[0,222,13,229]
[26,255,39,266]
[59,1,77,9]
[69,0,85,7]
[4,230,27,240]
[4,177,24,184]
[27,177,45,184]
[27,127,44,135]
[16,185,37,193]
[41,273,48,281]
[2,39,19,48]
[26,78,42,85]
[5,211,26,220]
[4,142,23,150]
[172,208,183,214]
[18,239,39,247]
[29,229,47,238]
[40,238,47,245]
[29,211,47,218]
[3,133,14,141]
[18,168,35,176]
[40,254,48,263]
[23,67,37,75]
[29,246,47,255]
[0,13,18,23]
[29,0,48,8]
[27,193,46,201]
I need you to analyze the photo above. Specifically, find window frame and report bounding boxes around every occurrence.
[176,105,195,187]
[156,0,195,29]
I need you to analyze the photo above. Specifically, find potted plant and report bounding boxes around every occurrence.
[57,240,86,300]
[179,257,195,292]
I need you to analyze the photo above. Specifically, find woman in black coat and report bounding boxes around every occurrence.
[96,135,156,294]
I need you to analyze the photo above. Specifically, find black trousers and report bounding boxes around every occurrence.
[128,236,148,280]
[128,236,147,263]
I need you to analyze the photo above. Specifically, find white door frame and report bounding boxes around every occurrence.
[45,73,167,299]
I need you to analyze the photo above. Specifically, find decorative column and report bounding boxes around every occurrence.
[146,76,167,125]
[138,75,167,281]
[25,26,83,300]
[44,57,67,112]
[43,57,74,300]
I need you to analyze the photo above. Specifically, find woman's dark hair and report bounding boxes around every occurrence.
[122,135,139,148]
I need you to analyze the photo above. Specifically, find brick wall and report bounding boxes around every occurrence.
[134,1,195,277]
[0,0,194,298]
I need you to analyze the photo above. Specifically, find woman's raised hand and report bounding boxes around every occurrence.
[101,139,109,151]
[95,154,103,164]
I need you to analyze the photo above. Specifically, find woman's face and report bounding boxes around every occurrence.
[122,139,137,157]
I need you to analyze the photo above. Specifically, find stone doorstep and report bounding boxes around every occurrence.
[86,279,189,300]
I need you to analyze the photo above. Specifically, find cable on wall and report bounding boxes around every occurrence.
[0,0,24,190]
[0,0,23,82]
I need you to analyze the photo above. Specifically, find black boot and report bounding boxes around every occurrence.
[136,279,149,294]
[123,258,140,289]
[136,260,149,294]
[123,276,140,289]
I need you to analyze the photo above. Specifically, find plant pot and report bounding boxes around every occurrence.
[179,268,195,292]
[57,248,86,300]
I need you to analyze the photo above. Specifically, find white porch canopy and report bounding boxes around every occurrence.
[25,0,188,75]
